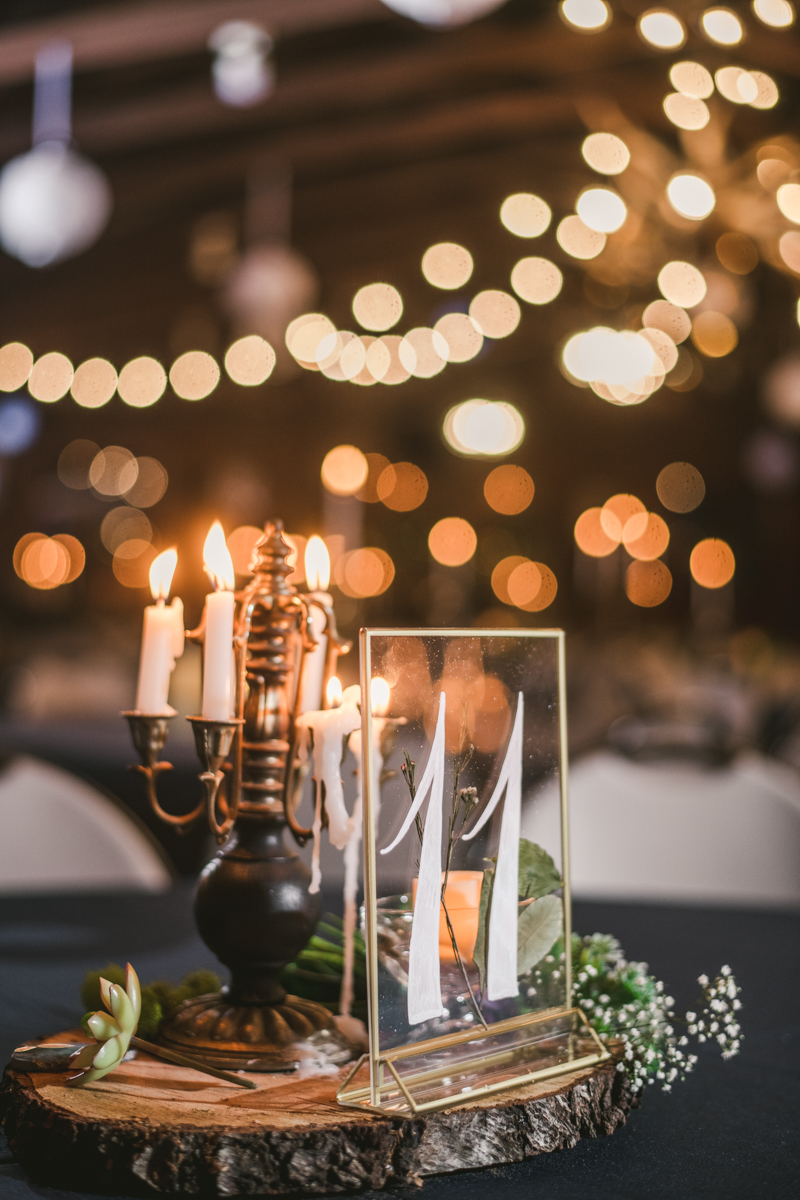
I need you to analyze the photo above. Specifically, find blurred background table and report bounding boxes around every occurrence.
[1,887,797,1200]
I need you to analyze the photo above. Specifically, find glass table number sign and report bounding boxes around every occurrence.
[337,628,608,1117]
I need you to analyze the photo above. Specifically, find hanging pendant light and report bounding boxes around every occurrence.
[0,42,112,268]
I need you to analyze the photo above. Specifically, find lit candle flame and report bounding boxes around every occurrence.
[149,548,178,602]
[305,535,330,592]
[326,675,343,708]
[371,676,390,716]
[203,521,235,592]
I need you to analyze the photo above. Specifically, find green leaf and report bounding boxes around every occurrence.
[517,894,563,976]
[517,839,562,900]
[473,868,494,995]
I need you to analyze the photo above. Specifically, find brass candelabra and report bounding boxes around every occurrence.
[124,521,350,1070]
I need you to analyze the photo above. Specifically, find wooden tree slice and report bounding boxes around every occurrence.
[0,1033,635,1195]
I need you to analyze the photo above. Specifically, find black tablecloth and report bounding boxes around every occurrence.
[0,888,797,1200]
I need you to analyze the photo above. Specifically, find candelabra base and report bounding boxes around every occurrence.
[158,991,338,1072]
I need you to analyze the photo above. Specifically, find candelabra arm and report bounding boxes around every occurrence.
[123,712,205,830]
[188,716,245,841]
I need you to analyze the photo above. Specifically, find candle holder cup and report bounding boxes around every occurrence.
[124,520,352,1071]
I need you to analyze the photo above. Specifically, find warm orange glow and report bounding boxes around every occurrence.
[54,534,85,584]
[71,358,117,408]
[643,300,692,344]
[582,132,630,175]
[371,676,391,716]
[376,334,412,385]
[113,539,157,588]
[575,507,621,557]
[690,538,735,588]
[469,290,521,339]
[656,462,705,512]
[484,465,534,514]
[421,243,473,289]
[492,555,529,604]
[376,462,429,511]
[663,92,709,130]
[203,521,235,591]
[149,549,178,601]
[224,335,275,386]
[101,506,152,554]
[658,262,707,308]
[602,494,645,537]
[336,547,395,597]
[556,215,605,260]
[517,562,557,611]
[428,518,477,567]
[0,343,33,391]
[625,560,673,606]
[285,314,334,365]
[305,535,331,592]
[623,512,670,561]
[352,283,403,332]
[227,526,263,576]
[14,533,83,589]
[326,676,343,708]
[500,193,552,237]
[321,444,369,496]
[28,352,73,403]
[400,327,448,378]
[511,257,563,305]
[507,560,541,607]
[357,453,392,502]
[118,357,167,407]
[691,311,738,357]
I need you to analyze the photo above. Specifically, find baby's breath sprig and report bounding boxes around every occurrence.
[545,934,742,1096]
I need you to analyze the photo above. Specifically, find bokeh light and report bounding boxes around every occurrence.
[514,561,557,611]
[444,398,525,457]
[401,327,449,377]
[663,93,710,130]
[667,173,716,220]
[118,357,167,408]
[625,559,673,606]
[643,299,692,343]
[337,547,395,597]
[227,525,263,574]
[777,183,800,224]
[285,313,334,364]
[357,453,392,502]
[581,132,630,175]
[224,335,275,385]
[169,351,220,400]
[574,507,621,557]
[690,538,735,587]
[0,397,40,455]
[500,193,552,237]
[638,10,686,49]
[58,439,99,489]
[670,61,714,98]
[469,290,521,339]
[623,511,670,561]
[17,536,68,589]
[71,358,117,408]
[484,464,534,514]
[511,257,563,305]
[90,446,139,496]
[0,343,33,391]
[717,232,758,274]
[492,555,528,604]
[715,67,758,104]
[352,283,403,332]
[658,261,707,308]
[101,506,152,554]
[337,333,369,381]
[691,311,738,357]
[576,188,627,234]
[113,539,157,588]
[640,327,678,373]
[559,0,610,30]
[434,312,483,361]
[321,444,369,496]
[701,7,744,43]
[28,352,73,403]
[750,71,779,109]
[656,461,706,511]
[556,215,606,259]
[122,457,168,508]
[603,493,645,536]
[365,336,391,381]
[428,517,477,566]
[753,0,794,26]
[377,461,429,511]
[421,242,474,289]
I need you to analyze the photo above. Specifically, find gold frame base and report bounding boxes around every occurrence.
[336,1006,610,1117]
